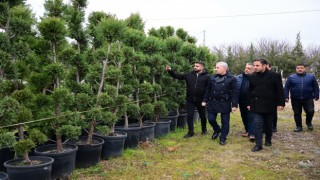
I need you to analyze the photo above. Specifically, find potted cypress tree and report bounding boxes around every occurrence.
[0,95,54,180]
[33,88,80,179]
[120,57,155,143]
[70,93,105,168]
[81,41,128,158]
[93,91,128,159]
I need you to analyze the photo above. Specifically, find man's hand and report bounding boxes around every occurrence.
[285,98,289,103]
[201,102,206,106]
[232,107,237,112]
[247,106,250,110]
[165,65,171,71]
[277,106,284,111]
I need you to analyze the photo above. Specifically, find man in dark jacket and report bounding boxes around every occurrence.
[236,63,255,140]
[202,62,238,145]
[284,64,319,132]
[166,62,210,138]
[248,58,285,152]
[267,62,280,132]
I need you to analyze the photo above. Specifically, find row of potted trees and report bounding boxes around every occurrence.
[0,92,189,179]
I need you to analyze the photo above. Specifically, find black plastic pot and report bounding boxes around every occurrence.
[0,147,15,172]
[177,113,187,129]
[140,122,155,142]
[34,144,78,179]
[154,119,171,138]
[0,172,8,180]
[115,125,141,149]
[4,156,54,180]
[166,115,178,131]
[94,131,127,160]
[71,136,104,168]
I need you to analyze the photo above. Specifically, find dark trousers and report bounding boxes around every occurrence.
[252,113,273,146]
[239,102,254,136]
[186,101,207,133]
[291,99,315,127]
[272,112,278,129]
[207,112,230,140]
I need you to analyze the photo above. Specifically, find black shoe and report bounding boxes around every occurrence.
[211,131,220,140]
[293,127,303,132]
[184,132,194,138]
[251,145,263,152]
[272,127,277,132]
[265,140,272,146]
[219,139,226,145]
[307,124,313,130]
[201,130,208,135]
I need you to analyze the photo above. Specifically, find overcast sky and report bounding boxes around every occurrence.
[26,0,320,49]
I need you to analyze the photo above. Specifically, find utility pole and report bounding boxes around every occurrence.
[203,30,205,46]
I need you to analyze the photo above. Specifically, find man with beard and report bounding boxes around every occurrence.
[166,62,210,138]
[284,64,319,132]
[248,58,285,152]
[236,63,255,140]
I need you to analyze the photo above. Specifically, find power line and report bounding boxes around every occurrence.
[146,9,320,21]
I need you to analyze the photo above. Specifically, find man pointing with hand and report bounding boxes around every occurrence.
[166,62,210,138]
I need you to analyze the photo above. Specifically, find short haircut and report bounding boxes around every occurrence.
[296,63,305,67]
[194,61,205,67]
[246,62,253,66]
[216,61,228,70]
[253,58,268,65]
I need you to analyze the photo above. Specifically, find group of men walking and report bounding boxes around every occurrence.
[166,59,319,152]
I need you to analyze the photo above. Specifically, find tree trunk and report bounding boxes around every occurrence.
[116,62,121,96]
[98,44,111,95]
[17,125,24,140]
[76,68,80,84]
[124,111,129,128]
[55,105,63,152]
[110,122,115,135]
[86,120,95,145]
[136,88,140,107]
[56,133,63,153]
[52,41,57,63]
[0,68,4,80]
[152,75,157,102]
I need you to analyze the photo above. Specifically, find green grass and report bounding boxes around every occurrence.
[71,110,320,179]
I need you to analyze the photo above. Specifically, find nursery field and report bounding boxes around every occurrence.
[71,103,320,180]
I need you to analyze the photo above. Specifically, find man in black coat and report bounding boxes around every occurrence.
[248,58,285,152]
[267,62,280,132]
[166,62,210,138]
[202,62,238,145]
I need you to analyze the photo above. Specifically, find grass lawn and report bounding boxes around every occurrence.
[71,108,320,179]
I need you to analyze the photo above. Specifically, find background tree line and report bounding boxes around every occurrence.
[212,33,320,79]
